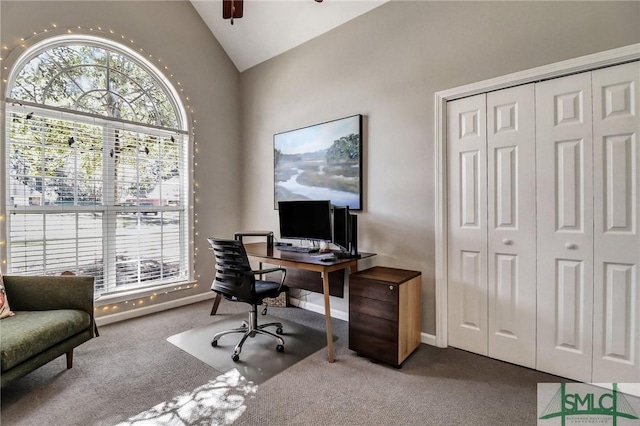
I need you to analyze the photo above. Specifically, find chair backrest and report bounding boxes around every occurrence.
[208,238,255,302]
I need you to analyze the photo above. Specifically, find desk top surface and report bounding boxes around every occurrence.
[243,242,375,267]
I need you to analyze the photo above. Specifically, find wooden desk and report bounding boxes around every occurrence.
[243,242,374,363]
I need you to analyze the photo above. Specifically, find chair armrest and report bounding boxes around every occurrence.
[3,275,95,316]
[252,267,287,290]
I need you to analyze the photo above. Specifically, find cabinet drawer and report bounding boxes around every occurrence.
[349,311,398,343]
[350,294,398,322]
[349,278,398,304]
[349,330,398,366]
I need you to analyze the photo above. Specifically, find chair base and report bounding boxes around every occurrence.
[211,305,285,362]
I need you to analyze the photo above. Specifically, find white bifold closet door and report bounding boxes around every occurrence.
[591,62,640,383]
[536,62,640,383]
[447,85,537,368]
[448,61,639,382]
[535,72,595,383]
[447,94,489,356]
[487,85,537,368]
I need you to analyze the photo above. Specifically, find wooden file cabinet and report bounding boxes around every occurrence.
[349,267,422,367]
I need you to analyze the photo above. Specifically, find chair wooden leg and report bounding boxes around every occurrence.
[66,350,73,369]
[210,293,222,315]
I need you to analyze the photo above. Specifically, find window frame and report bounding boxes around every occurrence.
[1,32,194,296]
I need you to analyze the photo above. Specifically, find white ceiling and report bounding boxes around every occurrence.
[190,0,388,72]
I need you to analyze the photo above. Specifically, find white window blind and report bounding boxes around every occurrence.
[4,36,190,296]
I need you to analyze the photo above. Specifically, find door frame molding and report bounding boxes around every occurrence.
[433,43,640,348]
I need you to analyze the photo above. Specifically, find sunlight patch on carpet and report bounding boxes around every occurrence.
[116,369,256,426]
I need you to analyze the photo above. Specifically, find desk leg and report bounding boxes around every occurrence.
[322,271,335,363]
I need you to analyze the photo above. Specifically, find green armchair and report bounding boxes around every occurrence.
[1,275,96,387]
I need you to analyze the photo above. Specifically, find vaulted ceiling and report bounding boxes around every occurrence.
[190,0,388,72]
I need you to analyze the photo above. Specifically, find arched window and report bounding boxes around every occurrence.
[4,35,191,295]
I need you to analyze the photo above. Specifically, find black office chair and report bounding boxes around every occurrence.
[208,238,288,362]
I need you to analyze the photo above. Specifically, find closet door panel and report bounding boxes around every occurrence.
[536,72,594,383]
[487,84,537,368]
[592,61,640,382]
[447,94,488,355]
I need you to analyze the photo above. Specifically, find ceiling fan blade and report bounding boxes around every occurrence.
[223,0,244,19]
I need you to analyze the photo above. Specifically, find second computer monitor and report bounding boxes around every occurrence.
[332,205,350,252]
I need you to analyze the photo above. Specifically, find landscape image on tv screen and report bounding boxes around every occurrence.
[274,114,362,210]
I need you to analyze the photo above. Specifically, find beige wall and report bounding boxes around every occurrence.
[239,1,640,334]
[0,1,241,309]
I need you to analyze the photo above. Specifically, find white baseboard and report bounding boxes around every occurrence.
[95,292,216,326]
[421,332,437,346]
[288,297,349,322]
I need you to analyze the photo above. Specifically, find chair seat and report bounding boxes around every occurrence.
[216,281,289,303]
[256,281,289,299]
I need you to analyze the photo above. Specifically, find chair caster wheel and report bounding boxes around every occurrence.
[276,327,283,335]
[211,340,218,347]
[276,344,284,353]
[232,354,240,362]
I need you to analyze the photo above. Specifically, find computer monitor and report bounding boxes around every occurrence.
[278,200,332,242]
[332,205,350,252]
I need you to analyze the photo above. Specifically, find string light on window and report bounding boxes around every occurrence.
[93,284,198,313]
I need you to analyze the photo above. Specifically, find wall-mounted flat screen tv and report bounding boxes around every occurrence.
[274,114,363,210]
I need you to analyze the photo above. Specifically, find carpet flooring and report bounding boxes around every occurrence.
[1,299,568,425]
[167,313,333,384]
